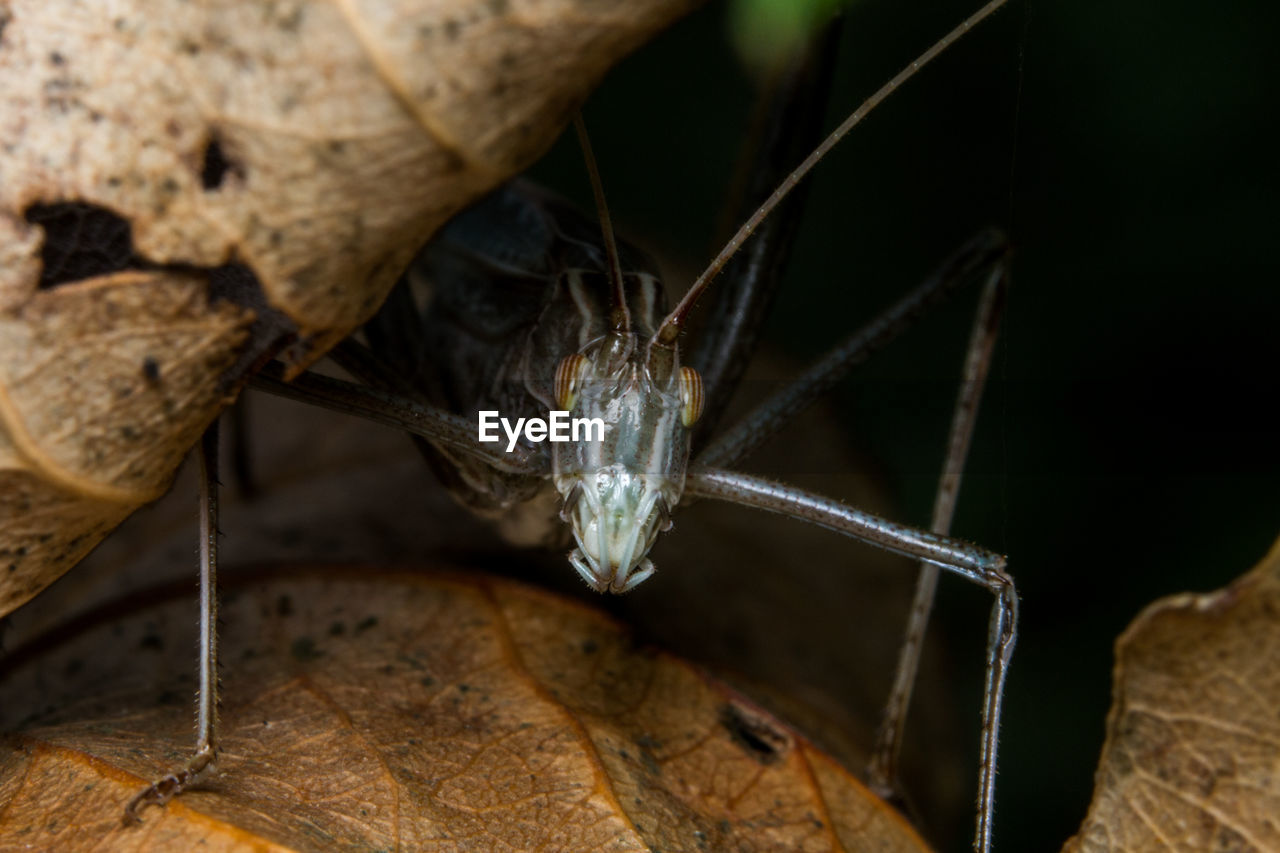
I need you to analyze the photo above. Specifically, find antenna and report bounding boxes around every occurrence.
[652,0,1012,346]
[574,114,631,333]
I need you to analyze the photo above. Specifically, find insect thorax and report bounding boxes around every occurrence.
[366,183,673,550]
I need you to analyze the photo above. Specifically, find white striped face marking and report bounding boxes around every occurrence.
[551,332,694,593]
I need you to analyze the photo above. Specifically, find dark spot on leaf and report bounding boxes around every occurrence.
[49,51,65,66]
[355,616,378,633]
[200,133,235,190]
[580,639,598,655]
[444,18,461,40]
[328,621,345,636]
[720,703,789,765]
[139,633,163,651]
[632,735,663,776]
[141,357,160,383]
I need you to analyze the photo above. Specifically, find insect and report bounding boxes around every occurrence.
[125,1,1019,850]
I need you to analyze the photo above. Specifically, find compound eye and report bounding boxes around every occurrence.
[679,366,704,427]
[555,353,590,411]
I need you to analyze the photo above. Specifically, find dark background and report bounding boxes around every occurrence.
[525,0,1280,849]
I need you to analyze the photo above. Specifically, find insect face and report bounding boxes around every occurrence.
[552,331,701,592]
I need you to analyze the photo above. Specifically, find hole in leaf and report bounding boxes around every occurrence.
[23,202,140,288]
[200,134,236,190]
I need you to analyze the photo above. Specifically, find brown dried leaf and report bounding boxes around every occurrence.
[0,0,699,618]
[0,0,697,342]
[1062,535,1280,853]
[0,271,253,614]
[0,568,929,852]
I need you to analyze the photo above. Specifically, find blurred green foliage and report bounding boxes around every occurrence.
[728,0,852,74]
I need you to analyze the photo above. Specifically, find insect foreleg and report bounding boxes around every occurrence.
[123,422,221,823]
[683,465,1017,853]
[251,364,539,477]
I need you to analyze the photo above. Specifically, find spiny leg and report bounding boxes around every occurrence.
[693,232,1012,846]
[123,421,221,824]
[684,466,1017,853]
[868,253,1009,805]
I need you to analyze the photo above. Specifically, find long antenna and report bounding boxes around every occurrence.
[574,114,631,333]
[653,0,1011,346]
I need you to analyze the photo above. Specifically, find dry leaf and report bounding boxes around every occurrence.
[0,567,929,852]
[1062,535,1280,853]
[0,0,701,618]
[0,271,253,615]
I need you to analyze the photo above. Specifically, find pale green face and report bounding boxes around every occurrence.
[551,332,703,593]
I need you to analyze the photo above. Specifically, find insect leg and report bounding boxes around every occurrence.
[250,361,540,476]
[868,256,1007,805]
[684,465,1016,853]
[689,20,844,441]
[696,229,1010,468]
[123,421,221,823]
